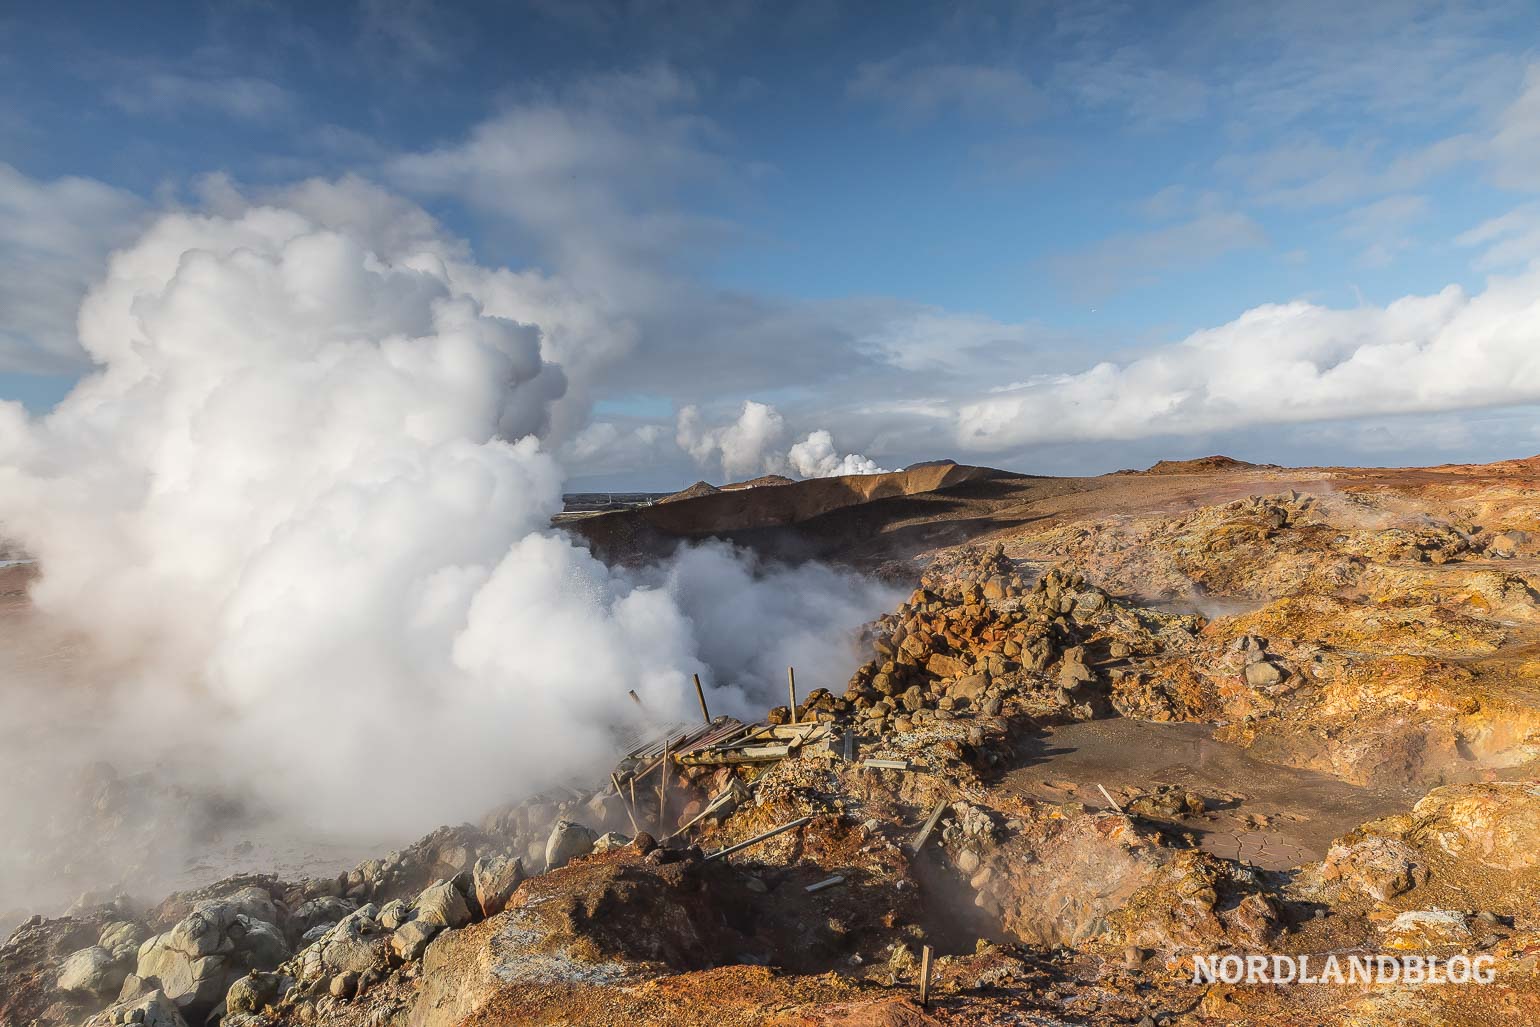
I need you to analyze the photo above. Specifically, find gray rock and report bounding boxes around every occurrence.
[136,895,290,1016]
[1243,661,1283,688]
[377,898,411,931]
[414,879,474,930]
[290,896,357,940]
[82,988,190,1027]
[390,917,440,962]
[58,945,128,997]
[472,855,524,919]
[544,820,597,870]
[295,905,387,982]
[225,971,292,1014]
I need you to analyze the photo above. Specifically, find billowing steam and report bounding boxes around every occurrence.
[676,401,889,480]
[0,186,896,916]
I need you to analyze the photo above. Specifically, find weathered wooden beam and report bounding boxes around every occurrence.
[908,799,948,854]
[706,816,813,861]
[787,666,798,725]
[1097,783,1125,814]
[863,758,911,770]
[919,944,934,1008]
[692,673,711,724]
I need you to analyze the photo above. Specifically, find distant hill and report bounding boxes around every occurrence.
[658,480,721,504]
[720,474,795,491]
[1140,455,1273,475]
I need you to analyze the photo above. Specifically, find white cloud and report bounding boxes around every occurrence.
[1047,206,1268,298]
[1457,200,1540,270]
[390,65,730,275]
[849,54,1040,124]
[107,72,292,120]
[0,163,146,373]
[957,268,1540,450]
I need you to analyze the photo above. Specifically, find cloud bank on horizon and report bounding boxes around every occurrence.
[3,1,1540,484]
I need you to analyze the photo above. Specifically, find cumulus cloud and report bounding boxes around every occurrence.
[0,180,895,897]
[677,402,888,480]
[957,269,1540,450]
[0,164,146,373]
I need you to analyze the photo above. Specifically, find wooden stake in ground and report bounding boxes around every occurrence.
[692,673,711,724]
[1096,783,1125,814]
[919,944,933,1008]
[659,738,670,832]
[611,772,640,835]
[787,666,798,724]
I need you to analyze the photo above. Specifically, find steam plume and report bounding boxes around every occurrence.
[0,184,894,915]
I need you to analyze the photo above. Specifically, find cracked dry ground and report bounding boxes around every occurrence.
[6,456,1540,1027]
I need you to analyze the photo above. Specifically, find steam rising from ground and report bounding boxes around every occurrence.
[0,187,896,915]
[676,401,888,480]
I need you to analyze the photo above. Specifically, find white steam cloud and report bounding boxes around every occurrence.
[956,270,1540,450]
[676,401,889,480]
[0,183,896,910]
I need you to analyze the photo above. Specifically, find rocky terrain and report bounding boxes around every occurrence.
[5,455,1540,1026]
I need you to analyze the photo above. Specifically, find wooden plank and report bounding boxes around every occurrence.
[1097,783,1125,814]
[908,799,948,854]
[692,673,711,724]
[863,758,910,770]
[787,666,798,725]
[919,944,933,1008]
[706,816,813,861]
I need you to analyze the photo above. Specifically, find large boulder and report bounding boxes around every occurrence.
[57,945,128,998]
[1319,836,1428,902]
[135,892,290,1017]
[82,987,190,1027]
[225,970,294,1014]
[545,820,598,871]
[472,856,525,918]
[390,878,477,962]
[293,905,388,983]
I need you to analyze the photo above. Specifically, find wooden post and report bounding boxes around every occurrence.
[658,738,670,832]
[692,673,711,724]
[787,666,797,724]
[628,689,644,709]
[611,772,640,835]
[629,777,638,829]
[1096,783,1125,814]
[919,944,933,1008]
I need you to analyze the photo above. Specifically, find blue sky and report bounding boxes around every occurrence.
[4,1,1540,487]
